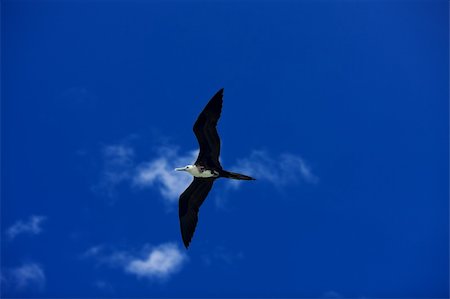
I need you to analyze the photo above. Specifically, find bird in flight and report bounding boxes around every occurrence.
[175,88,255,248]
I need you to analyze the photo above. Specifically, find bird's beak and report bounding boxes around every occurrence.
[174,167,186,171]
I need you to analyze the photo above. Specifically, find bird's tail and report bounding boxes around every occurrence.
[222,170,255,180]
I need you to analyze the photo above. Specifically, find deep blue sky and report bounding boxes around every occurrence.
[2,0,449,298]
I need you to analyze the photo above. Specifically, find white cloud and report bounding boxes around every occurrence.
[6,263,46,291]
[133,148,198,203]
[6,215,46,240]
[228,150,318,188]
[83,243,187,282]
[125,243,187,280]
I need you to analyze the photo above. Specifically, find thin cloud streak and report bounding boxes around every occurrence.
[3,263,46,291]
[201,246,244,266]
[6,216,46,240]
[229,150,318,188]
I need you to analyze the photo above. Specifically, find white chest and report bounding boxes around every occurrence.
[187,166,219,178]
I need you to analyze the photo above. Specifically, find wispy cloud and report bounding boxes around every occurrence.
[81,245,104,258]
[93,144,135,198]
[200,246,244,266]
[94,143,196,204]
[228,150,318,188]
[133,148,198,203]
[2,263,46,292]
[6,216,46,240]
[83,243,187,282]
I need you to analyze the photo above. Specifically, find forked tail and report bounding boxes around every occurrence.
[222,170,255,180]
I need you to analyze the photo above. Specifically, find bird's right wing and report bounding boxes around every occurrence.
[179,177,215,248]
[193,88,223,169]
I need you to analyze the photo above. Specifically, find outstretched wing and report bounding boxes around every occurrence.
[179,178,215,248]
[193,88,223,169]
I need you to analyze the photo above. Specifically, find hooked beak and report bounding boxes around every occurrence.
[174,167,186,171]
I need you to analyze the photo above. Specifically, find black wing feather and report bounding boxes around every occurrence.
[193,88,223,169]
[179,178,215,248]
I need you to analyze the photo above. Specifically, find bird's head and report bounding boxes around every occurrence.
[174,165,194,172]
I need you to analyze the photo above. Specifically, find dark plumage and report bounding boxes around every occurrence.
[193,89,223,170]
[179,178,214,248]
[177,88,255,248]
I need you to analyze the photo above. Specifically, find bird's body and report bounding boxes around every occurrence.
[175,88,255,248]
[175,165,219,178]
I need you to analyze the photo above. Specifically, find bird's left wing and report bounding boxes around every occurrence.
[179,177,215,248]
[193,88,223,169]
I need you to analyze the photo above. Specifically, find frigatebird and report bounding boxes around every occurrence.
[175,88,255,248]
